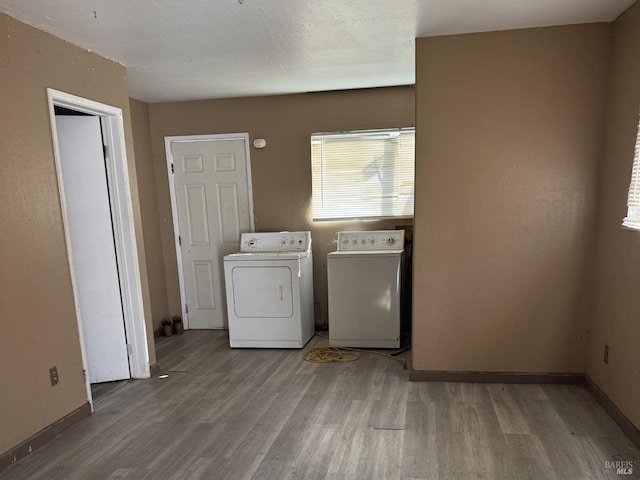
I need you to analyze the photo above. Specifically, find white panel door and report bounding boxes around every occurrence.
[56,115,130,383]
[171,138,252,329]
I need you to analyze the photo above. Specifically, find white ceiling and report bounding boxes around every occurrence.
[1,0,635,103]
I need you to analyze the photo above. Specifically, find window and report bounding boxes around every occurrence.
[622,113,640,231]
[311,128,415,221]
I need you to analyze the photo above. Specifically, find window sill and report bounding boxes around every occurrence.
[621,220,640,232]
[313,215,414,223]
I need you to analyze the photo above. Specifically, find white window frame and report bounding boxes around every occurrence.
[622,111,640,231]
[311,127,415,222]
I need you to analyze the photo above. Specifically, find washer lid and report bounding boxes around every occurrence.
[225,250,310,261]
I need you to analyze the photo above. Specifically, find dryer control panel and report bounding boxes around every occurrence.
[240,231,311,252]
[336,230,404,251]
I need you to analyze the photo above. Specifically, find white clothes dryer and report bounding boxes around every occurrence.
[327,230,404,348]
[223,231,314,348]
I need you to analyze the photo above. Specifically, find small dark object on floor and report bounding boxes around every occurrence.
[161,318,173,337]
[172,316,183,335]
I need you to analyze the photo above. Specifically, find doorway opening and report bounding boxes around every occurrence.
[47,89,150,409]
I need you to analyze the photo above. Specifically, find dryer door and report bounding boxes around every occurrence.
[230,266,294,318]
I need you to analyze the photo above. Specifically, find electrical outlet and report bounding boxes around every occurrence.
[49,366,59,386]
[603,344,609,365]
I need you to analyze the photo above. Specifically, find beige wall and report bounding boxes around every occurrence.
[148,87,415,328]
[130,98,170,336]
[412,25,610,373]
[0,14,155,453]
[587,2,640,429]
[3,2,638,459]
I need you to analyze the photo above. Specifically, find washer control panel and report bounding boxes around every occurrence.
[240,231,311,252]
[336,230,404,251]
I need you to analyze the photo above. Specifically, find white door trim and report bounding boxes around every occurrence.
[47,88,150,407]
[164,133,255,330]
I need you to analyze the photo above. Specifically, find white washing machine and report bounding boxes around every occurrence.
[223,231,314,348]
[328,230,404,348]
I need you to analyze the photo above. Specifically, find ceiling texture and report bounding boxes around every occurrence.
[1,0,635,103]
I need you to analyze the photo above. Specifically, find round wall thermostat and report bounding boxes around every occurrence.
[253,138,267,149]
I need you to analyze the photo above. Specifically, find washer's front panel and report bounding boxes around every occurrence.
[328,253,402,348]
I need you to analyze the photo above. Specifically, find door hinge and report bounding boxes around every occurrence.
[185,304,189,314]
[178,235,181,246]
[171,163,174,174]
[126,344,133,356]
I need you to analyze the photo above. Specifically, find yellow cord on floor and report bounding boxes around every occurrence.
[303,346,359,363]
[304,344,407,369]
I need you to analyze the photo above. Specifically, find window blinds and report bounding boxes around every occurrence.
[311,128,415,221]
[622,114,640,231]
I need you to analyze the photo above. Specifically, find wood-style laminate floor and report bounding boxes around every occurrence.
[2,331,638,480]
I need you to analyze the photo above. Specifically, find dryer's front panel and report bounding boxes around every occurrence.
[231,266,293,318]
